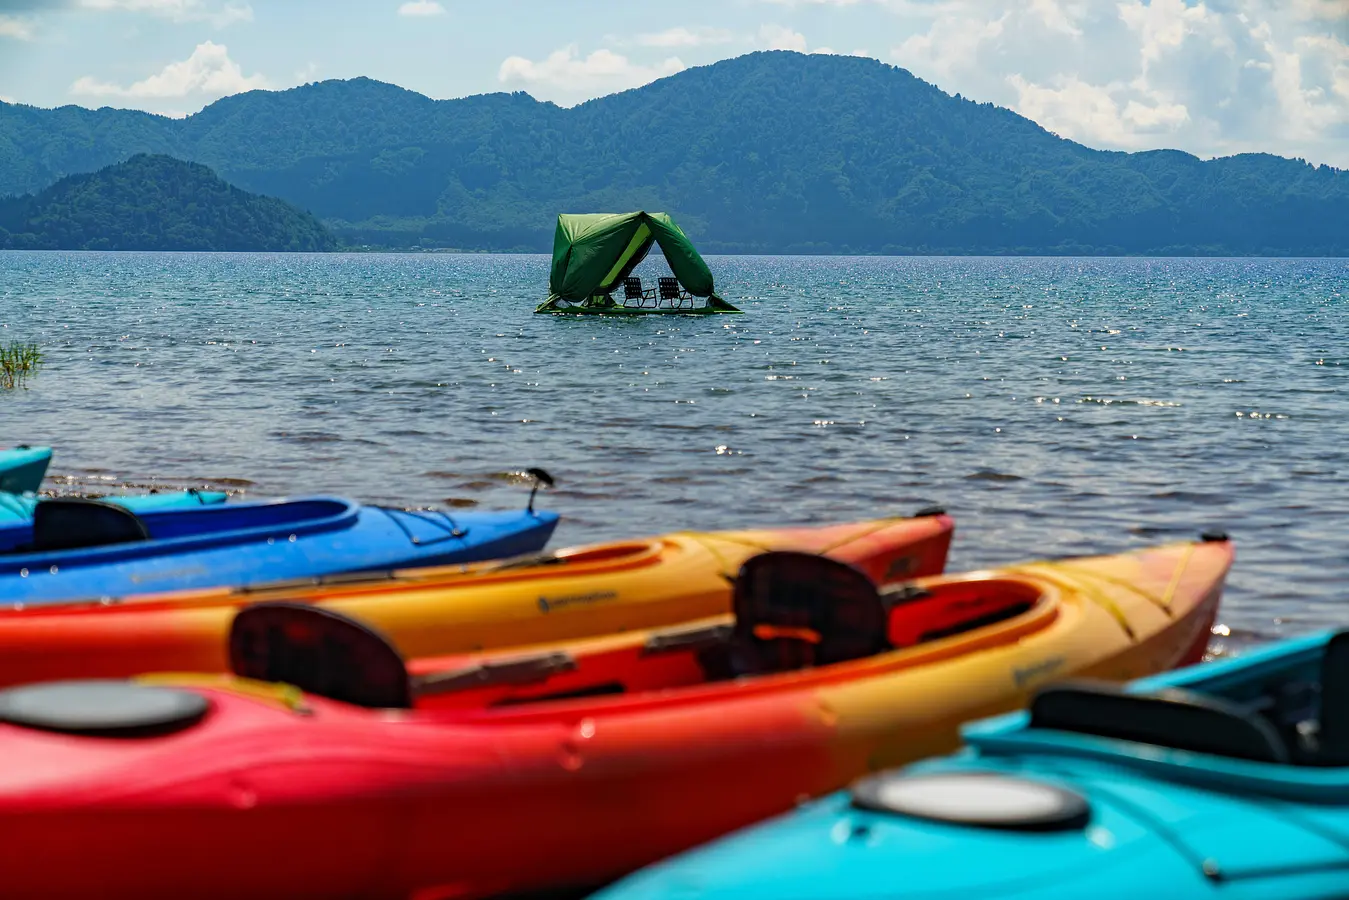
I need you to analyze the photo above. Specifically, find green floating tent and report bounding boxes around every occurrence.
[535,212,740,314]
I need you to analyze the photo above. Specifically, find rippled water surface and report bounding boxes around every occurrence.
[2,251,1347,650]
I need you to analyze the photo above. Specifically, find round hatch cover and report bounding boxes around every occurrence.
[851,771,1090,832]
[0,680,209,736]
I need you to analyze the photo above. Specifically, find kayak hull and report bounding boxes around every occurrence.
[596,628,1349,900]
[0,446,52,494]
[0,514,951,686]
[0,539,1232,899]
[0,496,559,609]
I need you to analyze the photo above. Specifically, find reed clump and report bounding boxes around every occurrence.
[0,342,43,390]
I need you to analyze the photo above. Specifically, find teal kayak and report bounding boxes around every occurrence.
[595,629,1349,900]
[0,445,229,521]
[0,446,52,494]
[0,488,229,523]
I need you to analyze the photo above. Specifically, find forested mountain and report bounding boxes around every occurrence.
[2,51,1346,254]
[0,154,337,251]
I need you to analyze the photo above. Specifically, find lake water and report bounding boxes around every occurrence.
[1,251,1346,653]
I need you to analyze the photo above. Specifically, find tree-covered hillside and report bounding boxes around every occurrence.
[0,154,337,251]
[1,52,1346,254]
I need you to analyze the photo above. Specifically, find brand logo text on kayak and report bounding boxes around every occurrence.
[885,556,916,579]
[1013,656,1065,688]
[538,590,618,613]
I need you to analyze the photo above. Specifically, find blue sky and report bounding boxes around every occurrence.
[1,0,1347,166]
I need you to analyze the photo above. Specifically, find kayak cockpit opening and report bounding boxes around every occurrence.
[226,552,1050,715]
[0,496,358,559]
[145,497,354,541]
[552,541,662,566]
[478,541,660,575]
[712,551,1042,678]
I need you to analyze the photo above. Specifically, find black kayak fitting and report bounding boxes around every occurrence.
[0,680,208,737]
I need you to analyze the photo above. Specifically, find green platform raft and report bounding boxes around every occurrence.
[535,212,742,315]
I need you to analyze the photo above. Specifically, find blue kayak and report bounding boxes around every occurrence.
[0,446,52,494]
[0,495,560,605]
[595,629,1349,900]
[0,488,230,523]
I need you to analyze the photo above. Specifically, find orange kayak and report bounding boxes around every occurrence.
[0,536,1232,899]
[0,510,953,686]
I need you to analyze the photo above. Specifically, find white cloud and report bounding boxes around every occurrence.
[1029,0,1082,37]
[1007,74,1133,145]
[1257,31,1347,140]
[635,26,733,48]
[1286,0,1349,21]
[893,9,1009,83]
[1123,96,1190,130]
[0,94,15,104]
[1007,73,1189,146]
[498,45,685,103]
[758,23,808,51]
[812,46,873,56]
[70,40,270,102]
[1118,0,1215,71]
[0,14,33,39]
[397,0,444,16]
[877,0,1349,167]
[77,0,252,27]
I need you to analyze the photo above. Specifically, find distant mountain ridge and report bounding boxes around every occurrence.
[2,52,1347,255]
[0,154,337,251]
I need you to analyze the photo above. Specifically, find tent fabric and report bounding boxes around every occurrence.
[540,212,735,310]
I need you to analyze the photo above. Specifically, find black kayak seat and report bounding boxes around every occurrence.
[1030,680,1289,764]
[229,602,413,709]
[730,551,890,675]
[31,498,151,552]
[1315,630,1349,765]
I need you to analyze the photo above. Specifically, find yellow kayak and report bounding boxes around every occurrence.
[0,512,954,686]
[394,532,1237,778]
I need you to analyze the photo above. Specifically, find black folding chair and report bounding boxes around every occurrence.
[658,277,691,309]
[623,277,656,308]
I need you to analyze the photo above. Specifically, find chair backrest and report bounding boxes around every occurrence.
[624,277,643,300]
[1317,630,1349,764]
[730,551,890,675]
[1029,680,1289,764]
[31,498,151,552]
[658,277,680,301]
[229,602,413,709]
